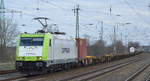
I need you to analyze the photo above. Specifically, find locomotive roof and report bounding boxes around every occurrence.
[19,33,74,40]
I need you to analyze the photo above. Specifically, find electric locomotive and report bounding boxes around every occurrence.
[16,33,78,74]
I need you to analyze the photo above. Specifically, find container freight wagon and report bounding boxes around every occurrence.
[16,33,78,74]
[76,38,98,65]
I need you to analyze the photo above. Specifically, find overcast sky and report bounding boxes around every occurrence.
[4,0,150,45]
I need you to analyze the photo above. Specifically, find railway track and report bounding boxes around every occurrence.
[125,63,150,81]
[145,74,150,81]
[60,58,142,81]
[0,72,26,81]
[0,55,144,81]
[0,70,17,75]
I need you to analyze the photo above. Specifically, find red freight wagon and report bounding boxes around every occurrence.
[76,38,87,59]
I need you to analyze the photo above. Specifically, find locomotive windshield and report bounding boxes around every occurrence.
[20,37,44,46]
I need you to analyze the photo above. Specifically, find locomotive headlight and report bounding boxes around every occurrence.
[36,62,43,67]
[37,57,42,60]
[39,57,42,60]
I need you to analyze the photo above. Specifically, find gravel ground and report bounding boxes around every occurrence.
[15,53,149,81]
[90,54,150,81]
[0,72,25,81]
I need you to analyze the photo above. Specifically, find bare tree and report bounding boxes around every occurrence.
[107,40,126,54]
[0,18,18,62]
[88,40,106,56]
[115,41,126,54]
[128,41,140,48]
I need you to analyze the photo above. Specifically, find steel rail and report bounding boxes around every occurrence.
[125,63,150,81]
[60,58,142,81]
[145,73,150,81]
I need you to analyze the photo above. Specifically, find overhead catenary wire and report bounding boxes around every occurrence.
[40,0,102,28]
[41,0,97,21]
[19,0,118,28]
[41,0,70,11]
[122,0,150,26]
[21,0,128,28]
[41,0,118,26]
[120,0,150,42]
[12,1,150,35]
[19,0,74,26]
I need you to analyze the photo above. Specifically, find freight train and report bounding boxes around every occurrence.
[16,32,89,74]
[16,32,139,75]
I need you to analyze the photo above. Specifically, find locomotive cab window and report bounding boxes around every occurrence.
[20,37,44,46]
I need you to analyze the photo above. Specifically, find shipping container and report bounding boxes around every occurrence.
[52,37,78,64]
[76,38,87,59]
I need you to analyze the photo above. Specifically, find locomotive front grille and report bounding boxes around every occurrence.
[16,61,46,71]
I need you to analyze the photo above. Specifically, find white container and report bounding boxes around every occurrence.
[48,36,78,64]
